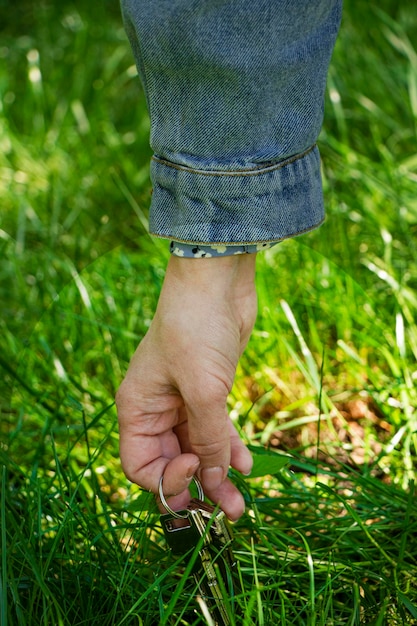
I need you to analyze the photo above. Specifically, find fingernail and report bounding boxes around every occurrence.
[186,461,200,480]
[200,466,224,491]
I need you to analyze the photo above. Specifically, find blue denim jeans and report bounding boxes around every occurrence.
[121,0,342,251]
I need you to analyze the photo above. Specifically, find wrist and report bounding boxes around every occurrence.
[165,253,257,297]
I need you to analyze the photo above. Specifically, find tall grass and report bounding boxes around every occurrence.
[1,1,417,624]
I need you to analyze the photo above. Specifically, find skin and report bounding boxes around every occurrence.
[116,253,257,521]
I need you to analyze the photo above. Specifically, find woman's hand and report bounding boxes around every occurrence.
[116,253,257,520]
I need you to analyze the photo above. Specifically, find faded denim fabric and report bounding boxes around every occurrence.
[121,0,342,246]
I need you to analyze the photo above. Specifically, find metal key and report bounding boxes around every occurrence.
[160,507,231,625]
[189,499,241,623]
[189,498,236,571]
[159,477,236,625]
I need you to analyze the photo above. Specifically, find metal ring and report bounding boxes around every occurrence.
[158,474,204,519]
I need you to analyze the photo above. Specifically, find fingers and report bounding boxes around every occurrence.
[204,477,246,522]
[175,404,253,477]
[199,419,252,520]
[156,454,201,515]
[183,386,253,497]
[228,419,252,473]
[188,414,252,520]
[185,385,232,491]
[118,407,201,496]
[118,388,252,520]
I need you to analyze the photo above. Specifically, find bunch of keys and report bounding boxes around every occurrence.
[159,475,239,625]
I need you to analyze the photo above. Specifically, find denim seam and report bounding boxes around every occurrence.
[150,217,325,246]
[151,144,315,177]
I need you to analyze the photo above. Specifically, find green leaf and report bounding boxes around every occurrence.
[249,449,289,478]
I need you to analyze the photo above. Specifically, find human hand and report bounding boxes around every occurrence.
[116,254,257,520]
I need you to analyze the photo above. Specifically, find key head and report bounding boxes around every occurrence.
[160,511,201,555]
[160,508,212,555]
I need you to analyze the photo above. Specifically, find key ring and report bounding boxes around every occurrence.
[158,474,204,519]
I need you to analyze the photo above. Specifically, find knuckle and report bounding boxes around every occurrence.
[184,377,229,411]
[189,436,230,464]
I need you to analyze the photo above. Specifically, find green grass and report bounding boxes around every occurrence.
[1,0,417,624]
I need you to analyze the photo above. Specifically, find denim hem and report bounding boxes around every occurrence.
[149,144,324,244]
[154,217,325,247]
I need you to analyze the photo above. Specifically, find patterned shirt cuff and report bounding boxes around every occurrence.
[169,241,279,258]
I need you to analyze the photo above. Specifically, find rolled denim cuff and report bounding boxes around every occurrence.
[149,144,324,245]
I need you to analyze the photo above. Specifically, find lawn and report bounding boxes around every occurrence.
[1,1,417,624]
